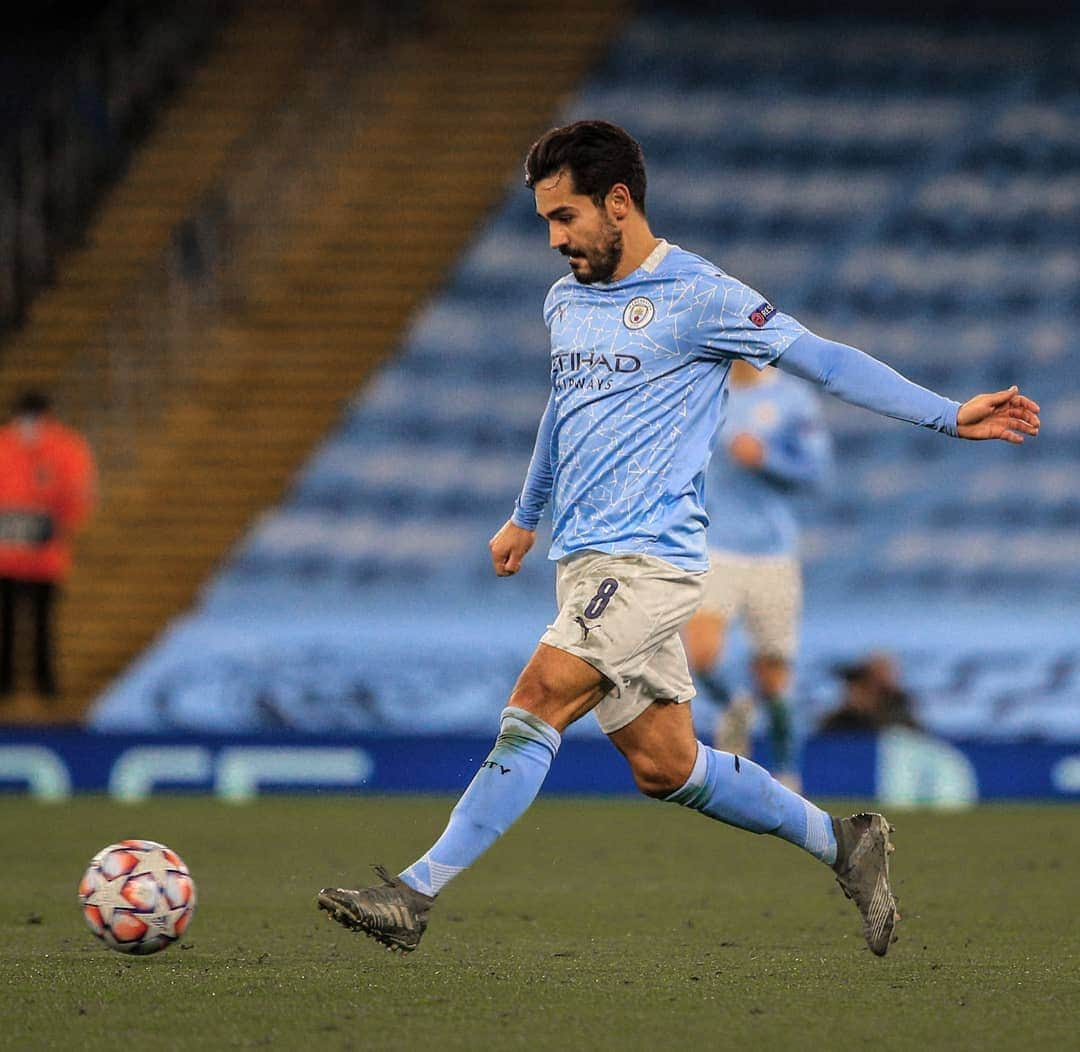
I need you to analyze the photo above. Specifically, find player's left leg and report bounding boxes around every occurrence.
[609,693,835,863]
[610,674,899,956]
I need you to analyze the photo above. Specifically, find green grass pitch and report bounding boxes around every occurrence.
[1,796,1076,1050]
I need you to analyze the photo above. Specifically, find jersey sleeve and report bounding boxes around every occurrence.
[775,332,960,435]
[511,389,555,530]
[694,274,806,369]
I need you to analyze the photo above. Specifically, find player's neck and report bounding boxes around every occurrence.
[610,223,661,282]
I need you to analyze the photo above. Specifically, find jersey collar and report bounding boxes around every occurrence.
[639,238,672,274]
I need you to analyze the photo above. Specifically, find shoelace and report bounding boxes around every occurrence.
[373,864,397,886]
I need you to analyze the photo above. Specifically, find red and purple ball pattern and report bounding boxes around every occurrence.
[78,840,196,955]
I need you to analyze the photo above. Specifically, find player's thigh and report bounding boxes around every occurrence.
[508,642,610,732]
[593,625,696,739]
[743,557,802,661]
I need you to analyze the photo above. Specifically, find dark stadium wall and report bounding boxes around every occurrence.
[650,0,1076,20]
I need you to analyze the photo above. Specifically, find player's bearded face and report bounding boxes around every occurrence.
[535,172,625,285]
[560,209,623,285]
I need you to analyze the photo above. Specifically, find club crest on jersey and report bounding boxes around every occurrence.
[748,302,776,328]
[623,296,655,330]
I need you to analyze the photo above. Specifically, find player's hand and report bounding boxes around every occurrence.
[956,386,1040,444]
[489,519,535,577]
[729,432,765,467]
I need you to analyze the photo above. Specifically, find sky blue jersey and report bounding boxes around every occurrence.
[511,240,959,573]
[705,372,832,557]
[514,240,805,571]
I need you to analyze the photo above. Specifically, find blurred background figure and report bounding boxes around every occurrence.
[819,650,978,808]
[0,391,96,708]
[819,651,920,734]
[683,359,832,791]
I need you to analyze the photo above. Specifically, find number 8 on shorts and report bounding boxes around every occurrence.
[584,578,619,618]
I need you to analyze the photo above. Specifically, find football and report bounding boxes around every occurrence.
[78,839,196,955]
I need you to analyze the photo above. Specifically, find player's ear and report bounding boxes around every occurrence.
[607,183,632,220]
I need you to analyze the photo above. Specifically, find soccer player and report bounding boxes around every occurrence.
[684,359,833,792]
[318,121,1039,957]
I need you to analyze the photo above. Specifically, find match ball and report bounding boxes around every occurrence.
[78,839,196,955]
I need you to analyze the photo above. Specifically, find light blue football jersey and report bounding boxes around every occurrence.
[517,240,806,571]
[705,371,833,557]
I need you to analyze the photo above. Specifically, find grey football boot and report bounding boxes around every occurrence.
[318,865,435,953]
[832,812,900,956]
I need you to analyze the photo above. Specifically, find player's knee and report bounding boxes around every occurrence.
[508,670,562,722]
[627,753,692,799]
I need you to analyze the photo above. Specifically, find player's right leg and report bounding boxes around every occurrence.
[317,550,695,954]
[610,640,900,956]
[318,641,608,953]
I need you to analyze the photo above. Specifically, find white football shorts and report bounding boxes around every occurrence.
[698,550,802,660]
[539,551,705,735]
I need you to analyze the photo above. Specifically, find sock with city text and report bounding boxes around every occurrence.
[665,741,836,863]
[399,706,560,896]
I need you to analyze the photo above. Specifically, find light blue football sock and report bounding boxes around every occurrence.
[399,706,560,896]
[666,741,836,864]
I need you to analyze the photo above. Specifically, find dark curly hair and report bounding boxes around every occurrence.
[524,120,647,213]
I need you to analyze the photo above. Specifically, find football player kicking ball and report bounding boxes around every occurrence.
[318,121,1039,957]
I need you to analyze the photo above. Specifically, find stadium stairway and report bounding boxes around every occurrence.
[1,0,627,721]
[0,1,336,409]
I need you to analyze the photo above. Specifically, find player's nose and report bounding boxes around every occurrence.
[549,225,569,251]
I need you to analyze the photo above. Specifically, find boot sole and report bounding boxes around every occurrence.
[317,891,421,954]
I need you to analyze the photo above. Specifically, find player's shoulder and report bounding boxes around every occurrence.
[662,245,766,306]
[662,244,741,286]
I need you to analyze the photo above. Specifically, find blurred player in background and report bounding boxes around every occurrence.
[319,121,1039,959]
[684,360,832,791]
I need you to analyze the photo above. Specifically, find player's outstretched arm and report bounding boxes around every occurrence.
[489,519,535,577]
[956,386,1040,443]
[776,333,1040,443]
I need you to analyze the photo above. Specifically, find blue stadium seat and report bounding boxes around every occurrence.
[90,12,1080,739]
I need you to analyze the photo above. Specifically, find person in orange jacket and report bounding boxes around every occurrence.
[0,391,96,700]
